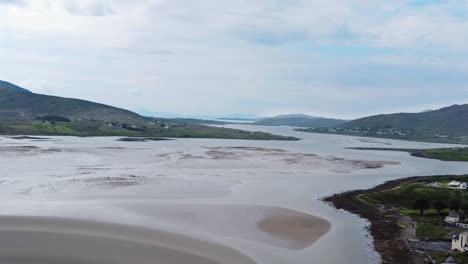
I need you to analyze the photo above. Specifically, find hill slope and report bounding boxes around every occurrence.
[0,82,145,124]
[254,115,347,128]
[340,105,468,136]
[298,105,468,143]
[0,80,32,94]
[0,81,296,140]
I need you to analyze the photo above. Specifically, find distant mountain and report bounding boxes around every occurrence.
[217,117,257,121]
[263,114,319,119]
[217,113,258,119]
[253,114,347,128]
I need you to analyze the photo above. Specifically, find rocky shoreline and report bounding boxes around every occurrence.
[323,176,431,264]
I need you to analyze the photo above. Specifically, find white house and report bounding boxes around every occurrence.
[448,181,468,190]
[459,183,468,190]
[452,232,468,252]
[446,211,461,224]
[449,181,462,188]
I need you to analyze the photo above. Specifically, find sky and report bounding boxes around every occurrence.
[0,0,467,119]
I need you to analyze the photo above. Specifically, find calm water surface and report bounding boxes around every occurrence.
[0,125,467,264]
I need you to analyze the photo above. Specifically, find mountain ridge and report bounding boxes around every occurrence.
[253,115,347,128]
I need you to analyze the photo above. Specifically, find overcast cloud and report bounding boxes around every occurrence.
[0,0,467,119]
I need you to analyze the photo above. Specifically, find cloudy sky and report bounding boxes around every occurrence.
[0,0,467,119]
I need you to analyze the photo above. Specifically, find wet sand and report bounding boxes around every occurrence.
[0,216,255,264]
[257,207,331,250]
[117,204,332,250]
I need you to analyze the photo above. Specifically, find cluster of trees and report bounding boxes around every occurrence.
[36,115,72,123]
[412,198,468,216]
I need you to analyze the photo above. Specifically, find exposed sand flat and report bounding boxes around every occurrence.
[257,207,331,250]
[0,216,255,264]
[1,128,467,264]
[117,203,331,250]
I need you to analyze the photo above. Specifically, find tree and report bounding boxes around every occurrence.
[413,198,430,216]
[449,199,462,212]
[433,200,446,216]
[461,202,468,215]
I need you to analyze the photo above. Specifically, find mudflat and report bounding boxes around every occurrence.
[0,216,256,264]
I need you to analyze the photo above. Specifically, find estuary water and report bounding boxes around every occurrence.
[0,124,467,264]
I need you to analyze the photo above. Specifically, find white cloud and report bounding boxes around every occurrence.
[0,0,467,118]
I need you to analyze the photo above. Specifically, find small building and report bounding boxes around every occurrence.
[446,211,461,224]
[448,181,468,190]
[449,180,462,186]
[427,182,443,188]
[456,222,468,229]
[459,183,468,190]
[443,256,458,264]
[452,232,468,252]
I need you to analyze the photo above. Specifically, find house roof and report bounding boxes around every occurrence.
[444,256,457,263]
[449,181,461,185]
[449,211,461,217]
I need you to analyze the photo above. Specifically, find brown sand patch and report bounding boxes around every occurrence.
[9,136,51,140]
[69,175,147,188]
[257,208,331,250]
[0,146,65,156]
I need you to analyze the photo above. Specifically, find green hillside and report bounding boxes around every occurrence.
[0,80,32,93]
[0,82,145,124]
[341,105,468,136]
[0,81,297,140]
[297,105,468,143]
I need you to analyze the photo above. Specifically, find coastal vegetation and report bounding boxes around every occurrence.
[0,119,297,140]
[297,127,468,144]
[349,147,468,162]
[326,176,468,264]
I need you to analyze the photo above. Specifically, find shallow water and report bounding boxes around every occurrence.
[0,125,467,264]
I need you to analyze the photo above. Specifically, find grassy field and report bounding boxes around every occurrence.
[363,176,468,242]
[296,127,468,144]
[350,147,468,162]
[413,148,468,161]
[0,120,298,140]
[366,176,468,209]
[430,251,468,264]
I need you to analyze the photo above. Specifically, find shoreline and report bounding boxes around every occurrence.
[295,129,468,145]
[323,176,433,264]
